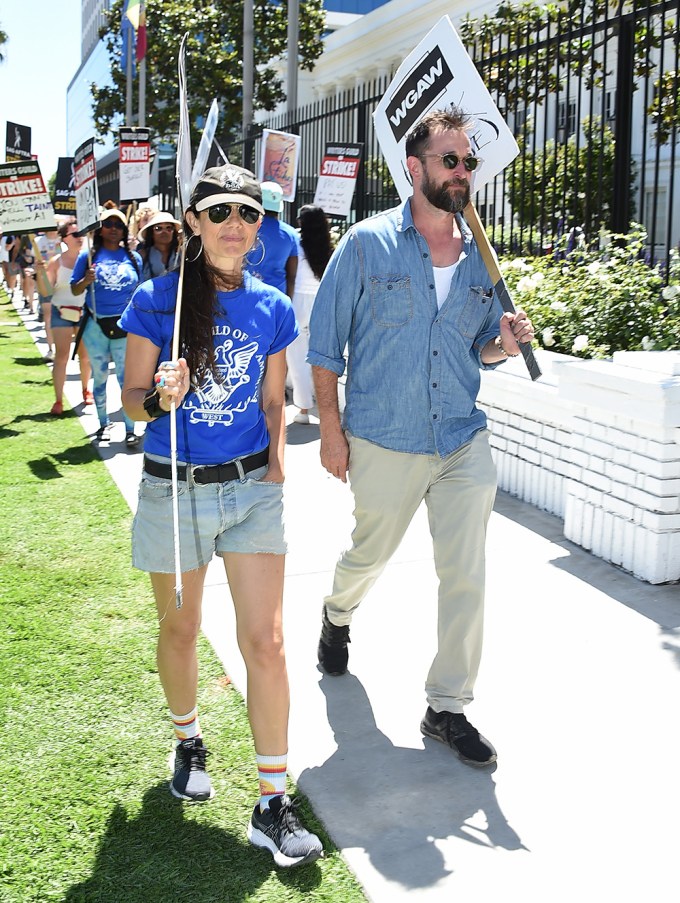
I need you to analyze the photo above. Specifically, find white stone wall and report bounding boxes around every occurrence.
[478,350,680,584]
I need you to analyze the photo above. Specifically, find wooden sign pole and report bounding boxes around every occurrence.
[464,202,542,381]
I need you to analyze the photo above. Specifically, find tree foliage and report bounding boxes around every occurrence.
[91,0,326,147]
[506,116,626,243]
[0,24,8,62]
[459,0,679,146]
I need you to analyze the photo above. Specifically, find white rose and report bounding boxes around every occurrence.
[586,262,601,275]
[517,276,534,293]
[542,327,556,347]
[572,334,589,352]
[662,285,679,301]
[550,300,567,312]
[641,336,655,351]
[531,272,545,286]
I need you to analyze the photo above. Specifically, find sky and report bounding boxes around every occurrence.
[0,2,82,180]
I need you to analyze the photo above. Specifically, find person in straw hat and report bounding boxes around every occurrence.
[137,211,182,279]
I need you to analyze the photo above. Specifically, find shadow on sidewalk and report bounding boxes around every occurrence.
[64,783,323,902]
[298,673,526,891]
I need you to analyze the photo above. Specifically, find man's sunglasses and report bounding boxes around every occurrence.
[101,219,125,229]
[206,204,261,226]
[419,153,480,172]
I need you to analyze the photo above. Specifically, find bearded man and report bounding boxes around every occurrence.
[307,104,534,767]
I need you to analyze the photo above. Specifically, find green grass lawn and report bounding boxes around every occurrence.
[0,288,366,902]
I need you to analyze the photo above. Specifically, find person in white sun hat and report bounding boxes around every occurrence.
[137,212,182,278]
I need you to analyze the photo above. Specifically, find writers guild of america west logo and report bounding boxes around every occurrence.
[221,169,245,191]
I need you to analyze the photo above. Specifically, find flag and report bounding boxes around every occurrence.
[176,33,193,213]
[136,2,147,63]
[121,3,137,77]
[125,0,143,29]
[124,0,146,63]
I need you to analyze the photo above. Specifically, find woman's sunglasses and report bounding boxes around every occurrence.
[153,224,175,232]
[206,204,261,226]
[419,153,480,172]
[101,219,125,229]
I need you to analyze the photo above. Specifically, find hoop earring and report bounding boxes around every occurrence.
[245,236,265,268]
[186,235,203,262]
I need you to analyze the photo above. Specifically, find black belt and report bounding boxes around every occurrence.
[143,448,269,484]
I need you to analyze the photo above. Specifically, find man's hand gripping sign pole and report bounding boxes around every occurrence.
[373,15,541,381]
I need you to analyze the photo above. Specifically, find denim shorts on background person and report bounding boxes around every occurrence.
[50,308,84,329]
[132,457,287,573]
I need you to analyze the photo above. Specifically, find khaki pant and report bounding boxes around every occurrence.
[325,430,497,713]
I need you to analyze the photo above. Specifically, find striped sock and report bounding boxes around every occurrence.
[170,706,201,742]
[257,753,288,812]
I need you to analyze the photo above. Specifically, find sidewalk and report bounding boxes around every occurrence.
[21,296,680,902]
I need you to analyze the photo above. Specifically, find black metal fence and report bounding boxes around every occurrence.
[222,0,679,264]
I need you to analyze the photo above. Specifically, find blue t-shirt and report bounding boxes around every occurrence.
[248,216,299,294]
[71,247,142,317]
[120,271,298,465]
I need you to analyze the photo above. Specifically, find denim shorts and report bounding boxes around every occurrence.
[132,457,287,573]
[51,307,84,329]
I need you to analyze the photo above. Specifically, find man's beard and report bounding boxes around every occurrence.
[422,167,470,214]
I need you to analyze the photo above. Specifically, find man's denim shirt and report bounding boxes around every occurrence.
[307,200,504,457]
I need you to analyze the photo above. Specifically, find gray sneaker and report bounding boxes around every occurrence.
[247,794,323,867]
[169,737,215,801]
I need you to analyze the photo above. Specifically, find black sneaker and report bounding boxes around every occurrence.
[169,737,215,801]
[95,422,112,442]
[247,794,323,868]
[420,707,497,766]
[317,606,350,675]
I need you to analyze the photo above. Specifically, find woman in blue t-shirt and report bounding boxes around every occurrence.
[71,209,142,445]
[120,165,322,868]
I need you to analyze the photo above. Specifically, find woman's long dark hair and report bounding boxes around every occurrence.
[178,213,244,383]
[298,205,333,280]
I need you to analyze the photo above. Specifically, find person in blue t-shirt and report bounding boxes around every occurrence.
[246,181,298,298]
[120,164,323,869]
[71,209,142,446]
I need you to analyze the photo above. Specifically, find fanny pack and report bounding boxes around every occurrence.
[58,305,83,323]
[95,314,127,340]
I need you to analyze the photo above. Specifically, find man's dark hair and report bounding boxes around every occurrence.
[404,104,472,160]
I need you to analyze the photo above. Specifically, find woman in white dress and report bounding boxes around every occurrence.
[287,205,334,423]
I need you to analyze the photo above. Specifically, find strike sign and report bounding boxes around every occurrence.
[74,138,100,233]
[313,144,363,218]
[119,127,151,201]
[373,16,519,201]
[0,160,57,235]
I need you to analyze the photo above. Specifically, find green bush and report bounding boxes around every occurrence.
[499,225,680,358]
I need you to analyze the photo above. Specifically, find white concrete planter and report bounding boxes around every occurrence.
[479,350,680,584]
